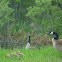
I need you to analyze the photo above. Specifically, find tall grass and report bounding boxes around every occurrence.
[0,46,62,62]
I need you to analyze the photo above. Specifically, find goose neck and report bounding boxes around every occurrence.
[28,36,30,43]
[53,32,59,40]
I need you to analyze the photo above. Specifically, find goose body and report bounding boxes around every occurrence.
[26,43,30,49]
[52,38,62,52]
[48,31,62,52]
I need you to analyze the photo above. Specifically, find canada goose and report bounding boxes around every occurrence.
[48,31,62,52]
[26,34,31,49]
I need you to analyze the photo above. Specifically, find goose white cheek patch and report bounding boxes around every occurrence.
[50,31,53,34]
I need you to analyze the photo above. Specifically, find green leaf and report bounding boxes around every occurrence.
[16,0,21,3]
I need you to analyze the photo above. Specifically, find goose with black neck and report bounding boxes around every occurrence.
[26,33,31,49]
[48,31,62,52]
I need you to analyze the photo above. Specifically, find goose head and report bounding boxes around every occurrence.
[47,31,59,40]
[47,31,53,35]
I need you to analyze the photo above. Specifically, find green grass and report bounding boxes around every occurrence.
[0,46,62,62]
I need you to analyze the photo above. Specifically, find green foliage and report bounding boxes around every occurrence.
[0,0,62,42]
[26,0,62,35]
[0,0,15,40]
[8,0,35,23]
[0,0,14,27]
[16,0,21,3]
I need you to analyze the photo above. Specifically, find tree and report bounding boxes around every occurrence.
[26,0,62,35]
[0,0,14,40]
[8,0,35,23]
[51,0,62,9]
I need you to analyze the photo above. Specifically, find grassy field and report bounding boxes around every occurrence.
[0,46,62,62]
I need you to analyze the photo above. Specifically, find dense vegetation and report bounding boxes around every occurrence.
[0,0,62,47]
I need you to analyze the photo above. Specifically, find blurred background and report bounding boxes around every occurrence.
[0,0,62,49]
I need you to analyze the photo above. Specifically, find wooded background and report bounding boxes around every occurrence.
[0,0,62,48]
